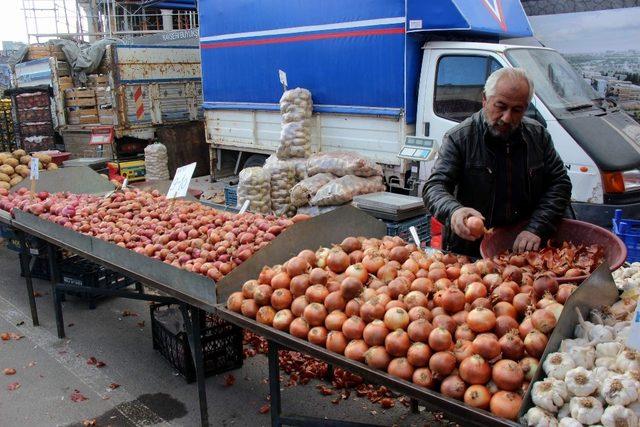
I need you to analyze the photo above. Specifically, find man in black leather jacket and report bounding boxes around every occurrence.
[423,68,572,257]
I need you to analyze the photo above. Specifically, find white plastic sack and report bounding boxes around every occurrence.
[279,88,313,121]
[237,167,271,214]
[277,121,311,159]
[306,151,383,178]
[264,158,298,217]
[144,142,170,180]
[290,173,336,207]
[310,175,386,206]
[264,154,307,181]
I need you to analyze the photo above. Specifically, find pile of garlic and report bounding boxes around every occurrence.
[524,298,639,427]
[613,263,640,293]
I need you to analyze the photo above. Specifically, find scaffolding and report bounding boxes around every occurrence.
[21,0,198,43]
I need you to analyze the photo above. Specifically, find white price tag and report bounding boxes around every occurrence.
[122,178,128,189]
[308,205,320,216]
[166,162,197,199]
[238,200,250,214]
[627,303,640,351]
[278,69,288,89]
[30,158,39,180]
[409,226,421,248]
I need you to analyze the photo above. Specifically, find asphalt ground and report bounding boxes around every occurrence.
[0,243,451,427]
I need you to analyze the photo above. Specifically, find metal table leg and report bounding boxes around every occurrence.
[268,340,282,427]
[47,243,65,339]
[182,304,209,427]
[17,230,39,326]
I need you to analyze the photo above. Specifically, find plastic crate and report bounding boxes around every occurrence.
[385,215,431,246]
[224,185,237,207]
[613,209,640,263]
[1,223,47,255]
[150,303,243,383]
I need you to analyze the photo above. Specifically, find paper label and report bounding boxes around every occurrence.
[409,226,421,248]
[627,303,640,351]
[278,69,288,88]
[30,158,39,180]
[122,178,128,189]
[166,162,196,199]
[238,200,250,214]
[409,20,423,30]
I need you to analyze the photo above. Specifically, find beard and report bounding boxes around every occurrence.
[483,111,518,140]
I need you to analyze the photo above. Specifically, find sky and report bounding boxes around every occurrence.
[1,0,28,43]
[529,7,640,54]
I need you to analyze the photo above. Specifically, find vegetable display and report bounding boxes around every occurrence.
[227,235,574,420]
[0,188,306,281]
[524,297,639,427]
[0,150,58,190]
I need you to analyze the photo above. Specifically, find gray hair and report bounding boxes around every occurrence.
[484,68,534,103]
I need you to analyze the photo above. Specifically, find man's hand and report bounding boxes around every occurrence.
[513,230,541,253]
[451,207,485,241]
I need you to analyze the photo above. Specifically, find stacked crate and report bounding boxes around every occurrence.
[88,74,114,125]
[13,91,55,151]
[64,88,99,125]
[26,44,66,61]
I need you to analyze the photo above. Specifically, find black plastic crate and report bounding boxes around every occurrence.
[1,223,47,255]
[150,303,243,383]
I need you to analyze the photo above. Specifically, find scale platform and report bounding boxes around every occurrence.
[353,192,426,221]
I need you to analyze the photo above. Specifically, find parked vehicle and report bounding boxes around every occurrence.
[198,0,640,226]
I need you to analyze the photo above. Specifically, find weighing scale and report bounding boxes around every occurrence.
[398,136,438,162]
[353,192,426,221]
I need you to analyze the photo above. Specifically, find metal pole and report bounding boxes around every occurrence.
[182,304,209,427]
[268,341,282,427]
[47,243,65,339]
[17,230,39,326]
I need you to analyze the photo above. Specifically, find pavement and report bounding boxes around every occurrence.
[0,243,450,427]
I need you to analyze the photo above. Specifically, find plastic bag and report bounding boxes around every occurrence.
[310,175,386,206]
[277,87,313,160]
[237,167,271,214]
[290,173,336,207]
[306,151,383,178]
[264,158,298,217]
[144,142,170,180]
[279,88,313,121]
[265,154,307,181]
[296,204,343,216]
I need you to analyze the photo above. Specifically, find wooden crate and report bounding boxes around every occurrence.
[58,76,74,91]
[95,88,113,106]
[98,108,115,125]
[65,88,96,107]
[66,107,99,125]
[27,44,66,61]
[87,74,109,87]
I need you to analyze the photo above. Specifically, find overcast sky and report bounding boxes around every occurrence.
[1,0,28,43]
[529,7,640,54]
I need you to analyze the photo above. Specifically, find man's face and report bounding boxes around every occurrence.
[482,77,530,140]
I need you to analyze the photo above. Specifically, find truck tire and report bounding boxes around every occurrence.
[242,154,267,169]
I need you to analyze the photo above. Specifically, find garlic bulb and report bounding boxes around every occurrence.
[596,356,617,370]
[544,352,576,380]
[525,407,560,427]
[558,403,571,419]
[558,418,582,427]
[614,320,631,333]
[628,401,640,417]
[616,326,631,344]
[601,405,638,427]
[601,376,639,406]
[565,367,598,397]
[596,341,623,359]
[575,308,615,343]
[625,369,640,383]
[533,378,569,412]
[568,345,596,369]
[592,366,615,386]
[615,350,640,372]
[609,298,637,320]
[569,396,604,425]
[561,338,589,353]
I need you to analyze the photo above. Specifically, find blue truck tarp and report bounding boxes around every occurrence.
[198,0,532,123]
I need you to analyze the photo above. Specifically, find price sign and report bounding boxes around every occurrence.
[627,303,640,351]
[30,158,40,181]
[409,226,421,248]
[238,200,250,214]
[166,162,196,199]
[122,178,128,190]
[278,69,288,91]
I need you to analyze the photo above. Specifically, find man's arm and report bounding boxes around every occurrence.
[423,133,465,225]
[524,130,573,239]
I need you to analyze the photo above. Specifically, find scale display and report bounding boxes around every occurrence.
[398,136,438,161]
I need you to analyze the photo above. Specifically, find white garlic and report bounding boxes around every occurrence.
[601,404,638,427]
[625,369,640,383]
[616,326,632,343]
[615,350,640,372]
[561,338,589,353]
[570,396,604,425]
[525,407,559,427]
[628,401,640,418]
[544,352,577,380]
[568,345,596,369]
[533,378,569,412]
[565,367,598,397]
[589,324,616,343]
[558,418,582,427]
[609,298,637,320]
[596,341,623,359]
[592,366,615,386]
[601,376,639,406]
[596,356,617,370]
[558,403,571,419]
[614,320,631,333]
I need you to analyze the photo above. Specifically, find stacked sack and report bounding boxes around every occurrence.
[237,167,271,214]
[144,142,170,180]
[264,157,298,217]
[277,88,313,160]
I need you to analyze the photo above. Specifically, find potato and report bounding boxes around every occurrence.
[47,163,58,170]
[9,176,23,186]
[14,165,29,178]
[3,157,18,168]
[0,181,9,190]
[19,155,31,165]
[0,164,14,175]
[12,149,26,159]
[33,153,52,165]
[38,161,44,170]
[100,173,109,179]
[0,172,9,182]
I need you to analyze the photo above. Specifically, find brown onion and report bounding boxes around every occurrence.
[344,339,369,362]
[490,391,522,420]
[256,306,276,325]
[385,329,411,357]
[524,330,548,358]
[459,354,491,385]
[387,357,414,381]
[555,284,577,304]
[326,331,348,354]
[440,374,466,400]
[363,320,389,346]
[429,351,457,379]
[531,308,557,334]
[308,326,328,346]
[325,310,348,331]
[467,307,496,333]
[472,334,501,360]
[533,274,559,297]
[365,346,391,370]
[407,319,433,343]
[494,315,519,338]
[289,317,310,338]
[342,316,366,340]
[428,327,453,352]
[492,359,524,391]
[453,339,474,363]
[412,368,435,388]
[384,307,410,331]
[407,342,431,367]
[499,331,525,360]
[291,295,309,317]
[464,385,491,409]
[519,357,539,381]
[227,292,244,312]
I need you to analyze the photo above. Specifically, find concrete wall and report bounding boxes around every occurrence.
[522,0,640,16]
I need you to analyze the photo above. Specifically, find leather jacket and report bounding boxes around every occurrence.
[423,111,572,257]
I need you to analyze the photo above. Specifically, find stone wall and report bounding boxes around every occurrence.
[522,0,640,16]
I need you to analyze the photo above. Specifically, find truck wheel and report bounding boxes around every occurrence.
[242,154,267,169]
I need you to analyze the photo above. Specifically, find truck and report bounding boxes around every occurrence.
[13,42,202,145]
[197,0,640,227]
